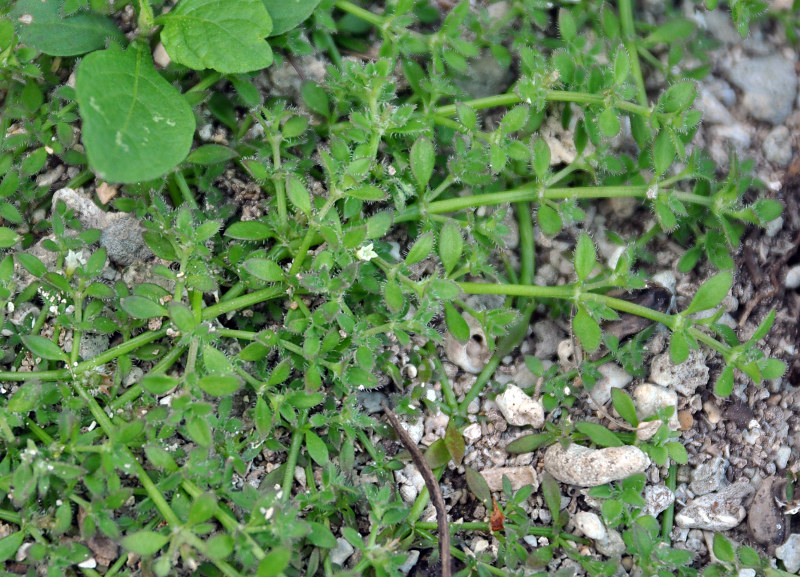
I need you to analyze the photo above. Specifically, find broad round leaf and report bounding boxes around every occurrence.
[159,0,273,73]
[11,0,123,57]
[262,0,321,35]
[120,296,167,319]
[75,44,195,183]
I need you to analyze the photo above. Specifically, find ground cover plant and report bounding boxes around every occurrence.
[0,0,796,576]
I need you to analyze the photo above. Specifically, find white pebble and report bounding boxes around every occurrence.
[495,384,544,428]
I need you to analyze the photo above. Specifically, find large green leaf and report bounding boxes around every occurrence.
[11,0,123,57]
[75,43,195,183]
[159,0,273,73]
[261,0,321,36]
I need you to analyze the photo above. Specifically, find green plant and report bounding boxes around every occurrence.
[0,0,791,575]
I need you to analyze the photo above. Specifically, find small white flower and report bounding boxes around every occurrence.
[356,243,378,262]
[6,302,14,313]
[64,250,86,274]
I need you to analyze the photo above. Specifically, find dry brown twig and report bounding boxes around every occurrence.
[381,402,451,577]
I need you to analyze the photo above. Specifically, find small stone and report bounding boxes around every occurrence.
[543,443,649,487]
[632,383,680,430]
[574,511,606,540]
[595,528,625,557]
[697,87,734,124]
[96,182,118,205]
[785,265,800,290]
[775,446,791,469]
[453,51,513,99]
[748,475,788,546]
[445,314,491,374]
[649,349,709,397]
[678,410,694,431]
[643,485,675,517]
[703,400,723,425]
[463,423,482,443]
[480,466,539,492]
[726,55,798,125]
[763,125,793,167]
[330,537,355,566]
[400,417,424,446]
[690,456,728,495]
[776,534,800,574]
[589,363,633,406]
[766,216,784,238]
[398,550,420,575]
[533,320,564,359]
[495,384,544,428]
[675,479,753,531]
[738,569,756,577]
[153,42,171,68]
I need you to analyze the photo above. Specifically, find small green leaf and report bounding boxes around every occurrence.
[244,258,284,282]
[257,547,291,577]
[305,430,329,465]
[141,374,179,395]
[598,108,621,138]
[575,422,623,447]
[712,533,735,563]
[0,531,24,563]
[752,198,783,225]
[168,302,196,333]
[760,358,786,380]
[601,499,624,526]
[438,221,463,275]
[0,227,20,248]
[573,307,601,352]
[285,391,323,408]
[197,375,242,396]
[505,433,553,454]
[262,0,321,35]
[159,0,273,73]
[122,530,170,556]
[537,204,562,236]
[425,438,452,469]
[714,365,734,396]
[665,442,688,464]
[611,389,639,427]
[541,471,562,523]
[405,232,434,266]
[532,138,550,180]
[574,233,596,281]
[11,0,122,57]
[652,130,675,176]
[286,176,311,216]
[225,221,273,241]
[737,546,762,568]
[121,296,167,319]
[613,46,630,85]
[465,466,492,505]
[669,331,690,364]
[346,185,386,201]
[558,8,577,42]
[22,335,69,362]
[444,303,470,342]
[444,420,465,466]
[499,105,529,135]
[75,44,195,183]
[307,522,337,548]
[411,136,435,190]
[186,144,239,165]
[684,272,732,315]
[749,309,776,343]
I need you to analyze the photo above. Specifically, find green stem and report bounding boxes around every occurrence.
[270,138,288,232]
[108,342,187,412]
[173,170,198,210]
[618,0,648,106]
[333,0,384,28]
[135,0,155,35]
[0,329,168,382]
[282,420,306,500]
[202,286,285,320]
[187,71,223,93]
[288,192,339,276]
[661,462,677,541]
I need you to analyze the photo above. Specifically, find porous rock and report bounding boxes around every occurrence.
[330,537,355,565]
[632,383,679,429]
[574,511,606,540]
[776,534,800,574]
[495,384,544,428]
[675,479,753,531]
[690,456,728,496]
[649,349,709,397]
[480,465,539,492]
[747,475,788,546]
[589,363,633,406]
[543,443,650,487]
[726,55,797,125]
[643,485,675,517]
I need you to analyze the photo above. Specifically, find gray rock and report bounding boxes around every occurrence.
[690,456,728,496]
[632,383,680,430]
[574,511,606,540]
[453,51,513,99]
[330,537,355,566]
[356,390,387,414]
[543,443,649,487]
[649,349,709,397]
[398,550,420,575]
[643,485,675,517]
[495,384,544,427]
[589,363,633,406]
[78,333,110,361]
[595,528,625,557]
[533,320,564,359]
[784,264,800,290]
[776,534,800,574]
[697,87,734,124]
[480,465,539,492]
[763,125,793,167]
[675,479,753,531]
[726,56,798,125]
[100,218,152,267]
